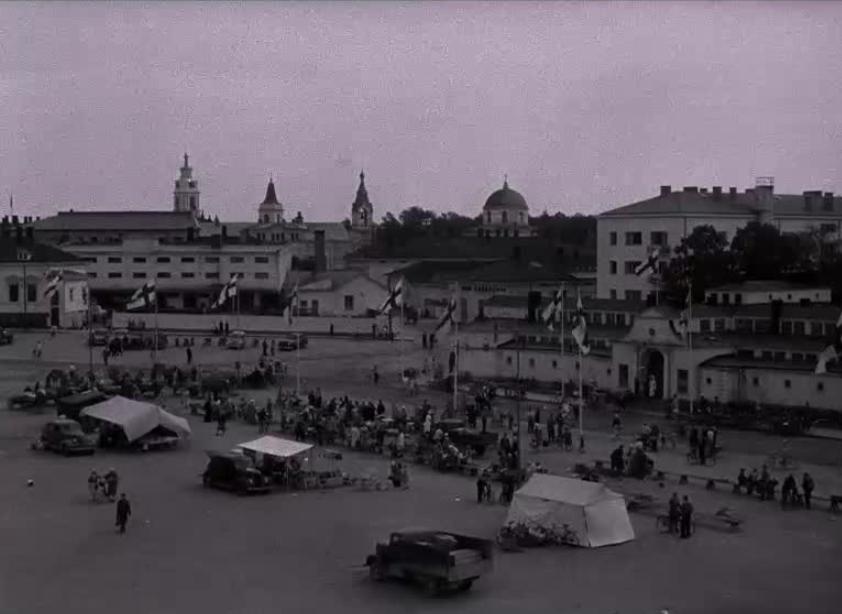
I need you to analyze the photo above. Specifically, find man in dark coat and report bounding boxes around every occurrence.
[679,495,694,539]
[802,473,815,510]
[115,493,131,534]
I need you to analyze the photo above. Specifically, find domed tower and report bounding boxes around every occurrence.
[257,177,284,224]
[351,170,373,229]
[480,177,530,238]
[174,153,200,214]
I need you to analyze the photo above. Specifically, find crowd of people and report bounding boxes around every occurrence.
[734,466,815,508]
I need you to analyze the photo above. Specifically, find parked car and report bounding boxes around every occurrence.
[88,328,110,346]
[226,331,247,350]
[32,418,97,455]
[365,530,493,594]
[276,334,307,351]
[0,328,13,346]
[201,452,271,494]
[55,390,109,421]
[435,419,497,456]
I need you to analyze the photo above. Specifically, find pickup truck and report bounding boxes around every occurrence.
[365,530,493,594]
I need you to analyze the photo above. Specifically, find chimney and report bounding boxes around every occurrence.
[11,215,19,225]
[712,186,722,200]
[700,188,708,194]
[221,225,228,239]
[659,185,671,197]
[683,186,698,193]
[511,245,522,262]
[823,192,834,212]
[15,226,23,241]
[314,230,326,273]
[729,187,737,198]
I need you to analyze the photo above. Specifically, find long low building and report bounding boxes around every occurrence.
[444,283,842,412]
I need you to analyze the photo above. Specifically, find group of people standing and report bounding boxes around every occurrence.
[86,469,131,534]
[668,493,695,539]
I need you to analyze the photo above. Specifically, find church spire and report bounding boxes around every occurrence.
[353,169,370,209]
[262,177,280,206]
[503,174,509,190]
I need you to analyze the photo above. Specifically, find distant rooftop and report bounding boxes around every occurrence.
[708,280,830,293]
[0,238,82,264]
[34,211,198,232]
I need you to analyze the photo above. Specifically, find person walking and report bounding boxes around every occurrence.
[668,492,681,534]
[802,472,815,510]
[115,493,131,534]
[679,495,694,539]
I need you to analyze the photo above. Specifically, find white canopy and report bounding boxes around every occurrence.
[505,474,635,548]
[237,435,313,459]
[81,396,192,442]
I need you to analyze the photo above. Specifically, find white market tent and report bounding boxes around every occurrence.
[237,436,313,459]
[505,474,635,548]
[81,396,192,442]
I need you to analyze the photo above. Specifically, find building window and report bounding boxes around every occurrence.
[230,256,244,263]
[528,358,535,368]
[506,356,512,365]
[619,364,629,388]
[774,351,786,362]
[735,318,752,333]
[107,257,122,264]
[205,272,219,279]
[26,284,36,302]
[714,319,725,332]
[8,282,19,303]
[88,272,97,278]
[552,360,557,368]
[752,377,759,386]
[205,256,219,263]
[255,272,269,280]
[153,256,170,263]
[650,231,667,246]
[818,382,824,392]
[610,261,617,275]
[794,321,805,336]
[624,261,640,275]
[806,353,817,364]
[255,256,269,264]
[761,350,773,360]
[344,295,354,311]
[810,322,823,337]
[107,272,122,279]
[677,369,688,394]
[705,377,712,385]
[132,272,145,279]
[624,290,642,302]
[609,231,617,246]
[792,352,803,363]
[781,321,792,335]
[181,272,195,278]
[133,257,147,263]
[700,319,710,332]
[609,289,617,300]
[181,257,195,263]
[624,232,642,246]
[502,211,508,224]
[784,379,791,389]
[735,293,742,305]
[157,272,171,278]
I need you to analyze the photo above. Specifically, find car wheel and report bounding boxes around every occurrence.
[202,475,211,488]
[421,576,442,596]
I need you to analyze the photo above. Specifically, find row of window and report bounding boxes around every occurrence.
[609,260,667,275]
[255,232,302,242]
[608,231,668,246]
[5,282,37,303]
[702,374,827,393]
[702,318,838,337]
[93,255,271,264]
[89,272,270,280]
[504,355,584,370]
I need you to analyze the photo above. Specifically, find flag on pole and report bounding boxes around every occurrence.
[212,274,239,309]
[541,284,565,330]
[126,280,156,311]
[379,278,403,314]
[435,294,457,333]
[634,248,661,276]
[815,312,842,374]
[571,291,591,355]
[43,270,63,299]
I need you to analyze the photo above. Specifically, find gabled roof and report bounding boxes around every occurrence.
[296,270,386,292]
[708,280,828,293]
[34,211,198,232]
[0,238,82,263]
[483,294,643,313]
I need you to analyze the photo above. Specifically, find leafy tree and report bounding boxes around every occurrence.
[730,222,800,279]
[662,224,736,304]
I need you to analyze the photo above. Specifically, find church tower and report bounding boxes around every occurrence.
[351,170,373,229]
[173,153,200,215]
[257,177,284,224]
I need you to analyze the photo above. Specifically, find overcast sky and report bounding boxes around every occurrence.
[2,1,841,222]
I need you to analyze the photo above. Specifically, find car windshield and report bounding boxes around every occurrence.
[56,423,84,435]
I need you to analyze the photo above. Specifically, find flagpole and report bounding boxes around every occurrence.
[88,288,93,376]
[153,286,159,365]
[452,288,459,416]
[559,283,565,390]
[578,343,584,439]
[688,280,694,415]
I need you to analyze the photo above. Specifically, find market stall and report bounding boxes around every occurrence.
[81,395,191,450]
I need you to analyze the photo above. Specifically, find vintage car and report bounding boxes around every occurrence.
[435,419,497,456]
[0,328,13,346]
[88,328,110,347]
[7,388,52,411]
[365,530,493,594]
[32,418,97,455]
[226,331,247,350]
[276,334,307,351]
[202,452,272,495]
[55,390,109,421]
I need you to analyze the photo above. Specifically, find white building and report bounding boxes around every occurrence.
[291,270,388,317]
[173,153,201,215]
[476,178,536,239]
[0,227,89,328]
[704,280,832,307]
[597,179,841,302]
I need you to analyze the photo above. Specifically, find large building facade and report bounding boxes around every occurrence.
[596,180,841,302]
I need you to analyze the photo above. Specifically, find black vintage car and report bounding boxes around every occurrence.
[32,418,97,455]
[435,420,497,456]
[201,452,271,495]
[55,390,109,421]
[276,334,308,351]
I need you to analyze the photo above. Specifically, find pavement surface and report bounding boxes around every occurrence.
[1,330,842,614]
